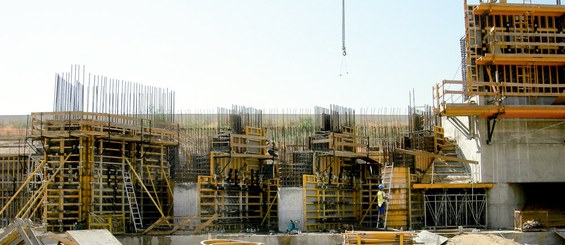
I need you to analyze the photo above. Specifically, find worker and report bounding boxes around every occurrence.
[377,184,387,228]
[267,141,278,158]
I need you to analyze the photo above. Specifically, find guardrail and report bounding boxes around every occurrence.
[433,80,565,113]
[30,111,181,144]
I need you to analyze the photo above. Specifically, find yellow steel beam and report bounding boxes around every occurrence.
[440,104,565,119]
[473,3,565,16]
[476,54,565,66]
[412,183,494,189]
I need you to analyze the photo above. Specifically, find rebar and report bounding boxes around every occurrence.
[53,65,176,122]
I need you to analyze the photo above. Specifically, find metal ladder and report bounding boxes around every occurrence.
[123,169,143,232]
[27,155,44,194]
[378,161,394,229]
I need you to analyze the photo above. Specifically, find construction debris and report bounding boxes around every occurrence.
[447,234,519,245]
[0,218,120,245]
[64,229,121,245]
[0,218,43,245]
[343,230,415,245]
[200,239,264,245]
[414,230,448,245]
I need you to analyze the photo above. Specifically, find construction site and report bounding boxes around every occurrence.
[1,0,565,244]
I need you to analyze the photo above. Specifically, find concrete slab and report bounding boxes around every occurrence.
[66,229,121,245]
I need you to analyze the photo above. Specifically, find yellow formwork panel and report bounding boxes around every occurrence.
[302,174,357,232]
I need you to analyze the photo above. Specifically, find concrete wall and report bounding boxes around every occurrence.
[278,187,304,232]
[486,183,524,229]
[173,182,198,217]
[445,118,565,228]
[480,119,565,183]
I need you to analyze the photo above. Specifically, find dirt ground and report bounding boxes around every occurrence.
[447,233,521,245]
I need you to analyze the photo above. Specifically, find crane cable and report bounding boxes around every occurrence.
[339,0,349,76]
[342,0,347,56]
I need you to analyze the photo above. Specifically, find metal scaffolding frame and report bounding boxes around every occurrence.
[424,191,487,229]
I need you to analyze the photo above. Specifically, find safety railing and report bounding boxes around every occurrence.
[484,29,565,56]
[30,111,180,143]
[433,80,565,113]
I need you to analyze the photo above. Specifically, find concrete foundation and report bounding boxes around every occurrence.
[486,183,525,229]
[445,118,565,229]
[173,182,198,217]
[278,187,304,232]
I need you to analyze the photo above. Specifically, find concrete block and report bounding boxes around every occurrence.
[278,187,304,232]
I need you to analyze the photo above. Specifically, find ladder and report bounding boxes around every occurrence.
[378,162,394,229]
[27,155,44,194]
[123,169,143,232]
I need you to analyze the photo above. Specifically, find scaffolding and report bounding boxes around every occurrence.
[303,106,388,231]
[434,2,565,127]
[198,124,278,232]
[0,155,29,227]
[0,112,179,233]
[423,190,488,229]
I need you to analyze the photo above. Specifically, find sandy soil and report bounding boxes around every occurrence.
[447,233,521,245]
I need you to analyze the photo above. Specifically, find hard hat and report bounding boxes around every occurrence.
[378,184,384,189]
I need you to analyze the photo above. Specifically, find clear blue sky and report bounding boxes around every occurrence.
[0,0,558,115]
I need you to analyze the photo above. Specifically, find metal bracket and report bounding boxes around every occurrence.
[446,116,477,140]
[486,113,502,145]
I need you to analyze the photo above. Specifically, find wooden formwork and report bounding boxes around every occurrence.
[514,210,549,231]
[303,174,357,232]
[359,178,380,228]
[0,155,29,226]
[434,3,565,119]
[0,112,178,233]
[310,128,368,155]
[386,167,410,229]
[305,127,409,232]
[198,126,278,232]
[262,178,279,229]
[198,175,264,231]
